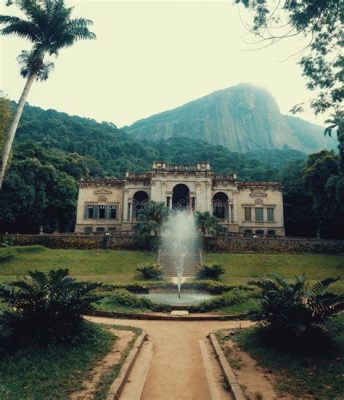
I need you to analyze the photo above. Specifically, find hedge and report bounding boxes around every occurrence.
[1,234,344,254]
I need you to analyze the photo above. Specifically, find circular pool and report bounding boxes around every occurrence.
[138,290,212,306]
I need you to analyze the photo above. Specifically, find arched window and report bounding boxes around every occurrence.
[212,192,228,219]
[172,184,190,210]
[133,191,149,220]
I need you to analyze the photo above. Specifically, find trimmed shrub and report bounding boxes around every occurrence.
[136,263,162,280]
[98,289,171,312]
[15,245,45,253]
[0,237,14,248]
[190,288,254,313]
[0,249,15,264]
[198,264,225,280]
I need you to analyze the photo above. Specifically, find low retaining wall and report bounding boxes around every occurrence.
[1,234,344,254]
[204,237,344,254]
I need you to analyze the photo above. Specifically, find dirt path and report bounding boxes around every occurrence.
[220,338,293,400]
[87,316,253,400]
[70,328,134,400]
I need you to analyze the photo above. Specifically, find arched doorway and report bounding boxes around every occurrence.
[212,192,228,220]
[172,184,190,210]
[133,191,149,220]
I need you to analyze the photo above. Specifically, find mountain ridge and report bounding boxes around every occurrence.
[124,83,336,153]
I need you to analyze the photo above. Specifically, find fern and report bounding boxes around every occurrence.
[0,269,101,346]
[249,273,344,335]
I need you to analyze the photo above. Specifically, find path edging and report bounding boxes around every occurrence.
[209,333,246,400]
[88,309,249,321]
[106,331,147,400]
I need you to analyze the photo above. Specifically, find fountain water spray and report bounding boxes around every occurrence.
[160,210,199,298]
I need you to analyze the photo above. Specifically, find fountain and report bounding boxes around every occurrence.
[140,210,212,307]
[160,210,200,298]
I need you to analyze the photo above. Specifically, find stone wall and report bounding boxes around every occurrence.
[204,237,344,254]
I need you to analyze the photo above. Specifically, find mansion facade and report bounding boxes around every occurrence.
[75,161,285,236]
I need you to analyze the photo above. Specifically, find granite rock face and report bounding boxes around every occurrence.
[125,84,335,153]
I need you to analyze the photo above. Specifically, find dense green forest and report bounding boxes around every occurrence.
[0,102,343,238]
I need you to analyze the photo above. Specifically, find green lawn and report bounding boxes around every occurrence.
[204,252,344,292]
[0,322,142,400]
[0,323,114,400]
[0,246,154,284]
[0,246,343,291]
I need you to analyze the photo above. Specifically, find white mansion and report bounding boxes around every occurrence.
[75,161,285,236]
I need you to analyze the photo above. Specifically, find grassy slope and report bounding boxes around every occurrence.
[230,314,344,400]
[0,323,114,400]
[205,253,344,292]
[0,247,343,291]
[0,247,154,284]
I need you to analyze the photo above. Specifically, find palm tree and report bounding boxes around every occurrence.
[195,211,221,236]
[137,201,170,236]
[0,0,96,188]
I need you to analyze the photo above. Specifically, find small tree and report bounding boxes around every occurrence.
[137,201,169,237]
[249,274,344,336]
[0,269,100,345]
[195,211,221,236]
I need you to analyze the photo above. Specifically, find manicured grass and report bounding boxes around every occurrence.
[0,246,154,284]
[0,322,142,400]
[0,323,114,400]
[229,314,344,400]
[205,253,344,292]
[0,247,343,291]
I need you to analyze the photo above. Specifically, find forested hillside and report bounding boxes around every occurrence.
[0,101,342,238]
[13,103,306,180]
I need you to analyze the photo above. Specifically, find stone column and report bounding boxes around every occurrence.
[123,189,129,222]
[130,201,134,222]
[205,181,212,212]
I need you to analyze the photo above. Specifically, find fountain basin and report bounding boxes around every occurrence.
[138,289,213,306]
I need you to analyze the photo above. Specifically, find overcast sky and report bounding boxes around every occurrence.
[0,0,327,127]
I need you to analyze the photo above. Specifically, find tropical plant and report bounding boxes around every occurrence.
[249,274,344,335]
[0,0,96,188]
[0,268,100,345]
[198,263,225,280]
[137,201,169,236]
[136,263,162,280]
[195,211,221,236]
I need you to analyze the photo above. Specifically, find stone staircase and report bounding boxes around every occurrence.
[158,249,202,278]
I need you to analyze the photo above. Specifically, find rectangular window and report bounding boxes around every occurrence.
[99,205,106,219]
[267,208,274,222]
[244,207,252,221]
[255,208,264,222]
[109,205,116,219]
[88,206,94,219]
